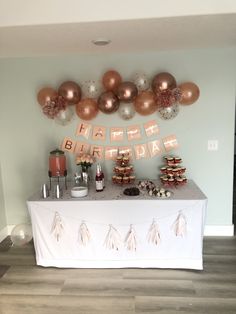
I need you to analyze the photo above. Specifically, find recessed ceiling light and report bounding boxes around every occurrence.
[92,38,111,46]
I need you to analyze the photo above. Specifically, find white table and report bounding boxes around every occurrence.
[27,180,207,269]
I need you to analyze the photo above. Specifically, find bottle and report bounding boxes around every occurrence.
[95,164,103,192]
[99,164,105,189]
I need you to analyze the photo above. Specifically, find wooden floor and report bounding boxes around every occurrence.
[0,237,236,314]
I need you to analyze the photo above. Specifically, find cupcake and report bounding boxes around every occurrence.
[160,167,167,174]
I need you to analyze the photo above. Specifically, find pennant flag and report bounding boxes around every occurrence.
[61,137,76,153]
[92,125,106,141]
[110,127,124,142]
[76,122,91,139]
[144,120,159,137]
[127,125,142,141]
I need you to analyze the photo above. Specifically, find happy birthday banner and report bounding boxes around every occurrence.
[61,120,178,160]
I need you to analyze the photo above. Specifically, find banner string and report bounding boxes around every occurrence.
[30,200,202,227]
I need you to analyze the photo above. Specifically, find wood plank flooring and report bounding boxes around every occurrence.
[0,237,236,313]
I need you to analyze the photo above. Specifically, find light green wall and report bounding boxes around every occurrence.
[0,163,7,230]
[0,48,235,226]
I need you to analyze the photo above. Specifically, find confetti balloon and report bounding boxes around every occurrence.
[82,80,101,98]
[11,224,33,247]
[158,103,179,120]
[132,72,150,91]
[55,106,74,126]
[118,102,136,120]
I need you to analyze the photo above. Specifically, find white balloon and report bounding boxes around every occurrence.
[55,107,74,126]
[11,224,33,247]
[133,72,150,91]
[82,80,101,98]
[158,103,179,120]
[118,102,136,120]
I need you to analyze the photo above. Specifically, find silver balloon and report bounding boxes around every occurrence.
[158,103,179,120]
[132,72,150,91]
[11,224,33,247]
[118,102,136,120]
[55,106,74,126]
[82,80,101,98]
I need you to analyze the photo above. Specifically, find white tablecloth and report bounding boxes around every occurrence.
[27,180,207,269]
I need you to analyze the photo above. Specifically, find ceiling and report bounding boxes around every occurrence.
[0,13,236,58]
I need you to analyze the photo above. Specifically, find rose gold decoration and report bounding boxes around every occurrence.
[144,120,159,137]
[102,70,122,92]
[92,125,106,141]
[179,82,200,105]
[119,146,132,157]
[37,87,58,107]
[61,137,76,153]
[41,95,67,119]
[98,91,119,114]
[148,140,162,157]
[163,135,179,152]
[90,145,104,159]
[105,146,118,160]
[75,141,90,155]
[110,127,124,142]
[134,144,149,160]
[134,91,158,116]
[127,125,142,141]
[152,72,177,94]
[76,98,98,121]
[58,81,81,104]
[116,82,138,102]
[76,122,92,139]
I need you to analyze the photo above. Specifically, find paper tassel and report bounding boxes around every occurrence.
[172,211,187,237]
[78,221,91,246]
[104,224,123,250]
[125,224,137,251]
[51,212,64,241]
[147,220,161,245]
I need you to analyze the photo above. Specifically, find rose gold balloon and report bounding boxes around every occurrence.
[116,81,138,102]
[76,98,98,120]
[98,91,120,114]
[102,70,122,92]
[179,82,200,105]
[152,72,177,94]
[58,81,81,104]
[37,87,57,107]
[134,91,158,116]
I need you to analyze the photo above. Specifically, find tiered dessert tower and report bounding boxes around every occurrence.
[112,154,135,185]
[160,156,187,187]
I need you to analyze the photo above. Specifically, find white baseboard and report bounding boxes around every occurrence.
[0,224,235,242]
[204,224,234,236]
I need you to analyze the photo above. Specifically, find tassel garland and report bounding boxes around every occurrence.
[78,221,91,246]
[104,224,123,250]
[51,212,64,241]
[147,220,161,245]
[125,224,137,251]
[172,211,187,237]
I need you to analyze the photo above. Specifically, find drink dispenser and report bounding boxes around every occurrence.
[48,149,67,189]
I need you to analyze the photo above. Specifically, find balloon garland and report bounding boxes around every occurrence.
[36,70,200,124]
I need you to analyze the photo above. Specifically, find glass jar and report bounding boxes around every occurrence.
[49,149,66,177]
